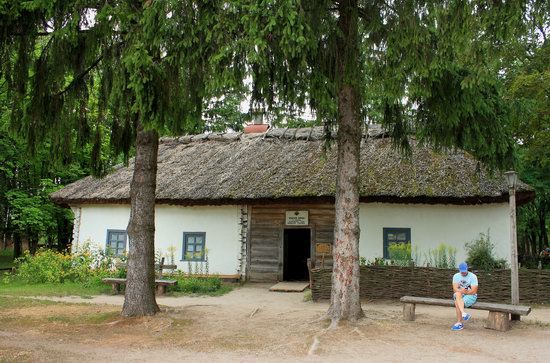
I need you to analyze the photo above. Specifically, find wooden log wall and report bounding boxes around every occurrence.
[310,266,550,304]
[249,204,335,281]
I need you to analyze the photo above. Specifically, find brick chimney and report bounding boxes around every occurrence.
[244,108,269,134]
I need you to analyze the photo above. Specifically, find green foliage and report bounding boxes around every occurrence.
[12,243,121,285]
[234,1,526,170]
[362,257,386,266]
[412,245,421,267]
[0,0,246,173]
[465,231,508,271]
[184,248,210,276]
[388,242,412,267]
[424,244,457,269]
[303,289,312,302]
[504,19,550,256]
[203,94,249,132]
[6,179,67,238]
[0,248,14,269]
[0,280,111,297]
[15,249,71,284]
[168,274,226,295]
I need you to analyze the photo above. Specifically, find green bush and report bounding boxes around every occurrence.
[388,242,412,266]
[362,257,386,266]
[169,275,222,294]
[0,248,14,269]
[15,250,68,283]
[424,244,457,268]
[465,231,507,270]
[13,243,123,285]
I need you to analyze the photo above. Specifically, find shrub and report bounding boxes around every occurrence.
[169,275,222,294]
[365,257,386,266]
[424,244,457,268]
[14,242,123,285]
[388,242,412,266]
[15,250,67,284]
[465,231,507,270]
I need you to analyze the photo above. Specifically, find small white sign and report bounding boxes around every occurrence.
[285,211,309,225]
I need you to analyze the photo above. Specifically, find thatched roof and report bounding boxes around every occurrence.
[51,126,533,206]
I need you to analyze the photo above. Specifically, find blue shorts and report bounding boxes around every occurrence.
[453,293,477,307]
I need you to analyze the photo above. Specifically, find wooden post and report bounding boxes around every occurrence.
[403,303,416,321]
[508,178,520,321]
[485,311,510,332]
[158,257,165,279]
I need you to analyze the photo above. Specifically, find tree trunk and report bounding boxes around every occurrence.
[57,215,72,252]
[13,232,22,260]
[328,0,364,325]
[121,124,160,317]
[29,236,38,255]
[540,202,548,251]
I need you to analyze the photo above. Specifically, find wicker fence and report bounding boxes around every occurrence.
[310,266,550,303]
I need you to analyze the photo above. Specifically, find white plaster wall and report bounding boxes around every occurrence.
[359,203,511,266]
[73,204,241,275]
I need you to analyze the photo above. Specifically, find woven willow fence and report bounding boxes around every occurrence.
[310,266,550,303]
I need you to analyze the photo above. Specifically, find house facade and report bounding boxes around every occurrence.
[52,126,533,281]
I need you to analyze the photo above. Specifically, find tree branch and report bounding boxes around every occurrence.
[56,55,104,97]
[536,23,547,45]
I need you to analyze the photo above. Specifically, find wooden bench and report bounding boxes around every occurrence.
[102,278,177,296]
[115,260,178,278]
[400,296,531,332]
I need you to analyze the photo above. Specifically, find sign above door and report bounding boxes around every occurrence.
[285,211,309,226]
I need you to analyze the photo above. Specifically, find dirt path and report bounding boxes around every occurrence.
[1,284,550,362]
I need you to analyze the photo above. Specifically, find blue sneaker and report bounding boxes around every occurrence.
[451,323,464,331]
[463,313,471,321]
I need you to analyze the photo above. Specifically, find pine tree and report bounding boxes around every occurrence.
[235,0,525,325]
[1,0,241,316]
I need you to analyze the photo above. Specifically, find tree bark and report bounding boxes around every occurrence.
[13,232,22,260]
[57,215,72,252]
[121,123,160,317]
[328,0,364,325]
[29,236,38,255]
[539,203,548,251]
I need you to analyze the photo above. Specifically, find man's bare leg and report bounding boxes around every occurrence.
[454,292,465,323]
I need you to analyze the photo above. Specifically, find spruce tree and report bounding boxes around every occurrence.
[235,0,525,324]
[1,0,240,316]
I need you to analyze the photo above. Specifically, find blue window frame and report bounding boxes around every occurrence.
[106,230,127,256]
[182,232,206,261]
[383,228,411,259]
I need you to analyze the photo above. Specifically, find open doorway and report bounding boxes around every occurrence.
[283,228,311,281]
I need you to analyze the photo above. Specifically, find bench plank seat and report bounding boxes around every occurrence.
[400,296,531,316]
[400,295,531,332]
[102,278,177,295]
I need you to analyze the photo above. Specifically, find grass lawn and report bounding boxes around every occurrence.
[0,278,112,297]
[0,276,234,298]
[167,284,235,297]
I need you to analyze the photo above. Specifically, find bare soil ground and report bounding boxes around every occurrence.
[1,284,550,362]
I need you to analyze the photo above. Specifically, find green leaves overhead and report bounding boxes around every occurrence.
[1,0,245,175]
[236,1,526,169]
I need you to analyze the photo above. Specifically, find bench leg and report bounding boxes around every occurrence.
[485,311,510,331]
[156,285,167,296]
[111,283,121,294]
[403,303,416,321]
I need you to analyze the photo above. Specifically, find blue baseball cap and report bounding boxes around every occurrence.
[458,262,468,273]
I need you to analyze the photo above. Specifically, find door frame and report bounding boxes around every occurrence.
[279,226,314,281]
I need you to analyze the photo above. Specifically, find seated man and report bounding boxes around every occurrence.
[451,262,478,331]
